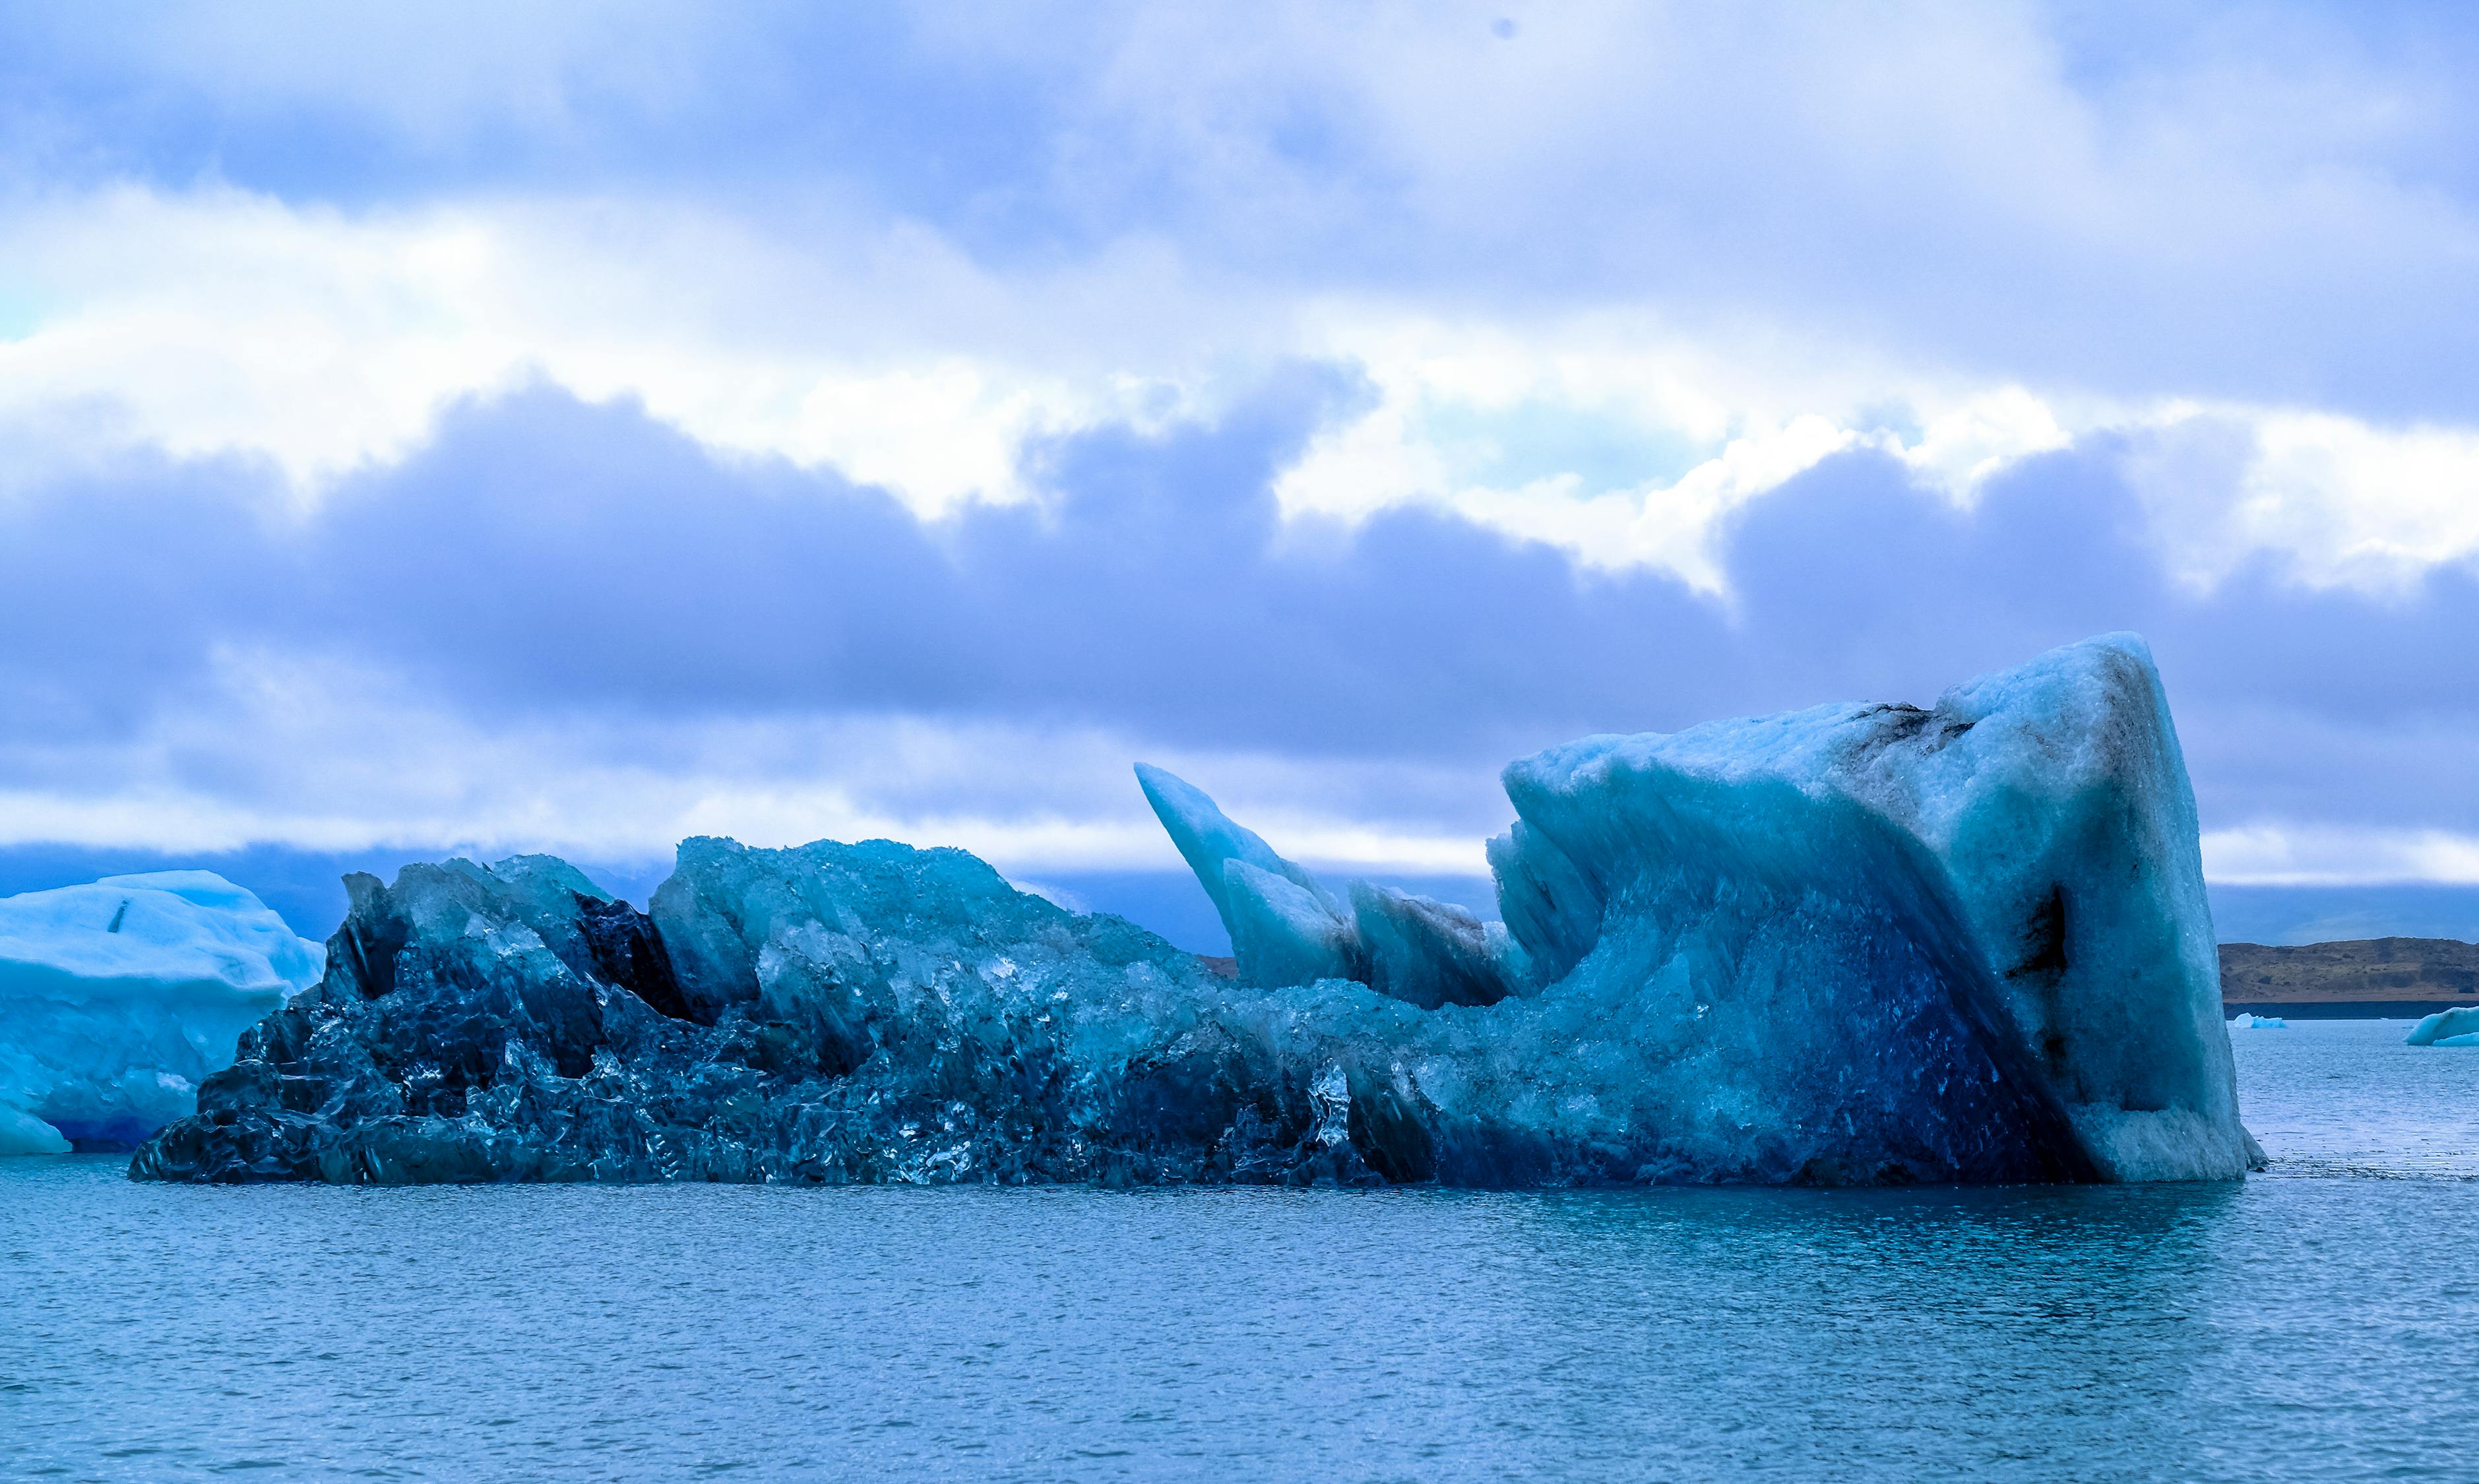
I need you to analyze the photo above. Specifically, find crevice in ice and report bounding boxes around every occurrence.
[339,874,408,1001]
[573,893,697,1023]
[2009,886,2070,986]
[1867,702,1933,742]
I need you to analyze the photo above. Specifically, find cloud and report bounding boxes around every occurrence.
[2112,407,2479,594]
[9,181,2479,600]
[3,3,2478,900]
[0,186,1215,509]
[0,381,2473,885]
[1271,313,2086,587]
[2204,826,2479,887]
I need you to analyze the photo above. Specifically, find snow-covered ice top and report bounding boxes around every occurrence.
[1,872,324,1155]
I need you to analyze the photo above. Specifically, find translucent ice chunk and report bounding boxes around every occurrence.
[2406,1007,2479,1046]
[1349,882,1517,1010]
[1,872,323,1153]
[1225,861,1360,987]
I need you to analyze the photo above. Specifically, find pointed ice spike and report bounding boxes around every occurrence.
[1134,763,1346,927]
[1135,763,1358,985]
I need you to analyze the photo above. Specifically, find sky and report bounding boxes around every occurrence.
[2,1,2476,948]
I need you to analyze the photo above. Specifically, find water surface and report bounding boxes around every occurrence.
[3,1020,2474,1481]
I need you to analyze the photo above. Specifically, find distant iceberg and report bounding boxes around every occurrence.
[135,634,2260,1187]
[2405,1008,2479,1047]
[1,873,323,1154]
[2228,1013,2287,1030]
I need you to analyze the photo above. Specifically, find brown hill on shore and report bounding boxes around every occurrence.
[2220,937,2479,1006]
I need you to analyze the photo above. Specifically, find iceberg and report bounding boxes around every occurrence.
[2405,1008,2479,1046]
[2228,1013,2286,1029]
[2,872,323,1154]
[134,634,2258,1187]
[1485,634,2256,1182]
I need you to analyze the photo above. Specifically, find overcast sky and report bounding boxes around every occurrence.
[3,3,2476,939]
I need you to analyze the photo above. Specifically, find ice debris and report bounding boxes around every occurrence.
[1,873,323,1154]
[2228,1013,2287,1030]
[135,633,2259,1187]
[2405,1008,2479,1047]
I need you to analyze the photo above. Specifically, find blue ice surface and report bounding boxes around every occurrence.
[1526,631,2257,1182]
[2229,1013,2287,1030]
[0,873,324,1155]
[134,634,2257,1187]
[0,844,667,943]
[2405,1007,2479,1046]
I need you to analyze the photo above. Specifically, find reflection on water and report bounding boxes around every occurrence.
[0,1022,2473,1481]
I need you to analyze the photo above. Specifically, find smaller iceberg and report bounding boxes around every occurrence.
[2406,1007,2479,1047]
[2228,1013,2286,1030]
[1,872,324,1154]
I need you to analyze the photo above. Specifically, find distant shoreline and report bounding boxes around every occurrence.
[2220,937,2476,1018]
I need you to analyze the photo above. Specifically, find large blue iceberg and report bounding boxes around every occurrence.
[1,872,324,1155]
[133,634,2258,1186]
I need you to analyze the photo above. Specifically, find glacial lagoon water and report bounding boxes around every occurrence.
[4,1020,2476,1482]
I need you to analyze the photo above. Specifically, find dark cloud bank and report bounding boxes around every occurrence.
[5,375,2475,947]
